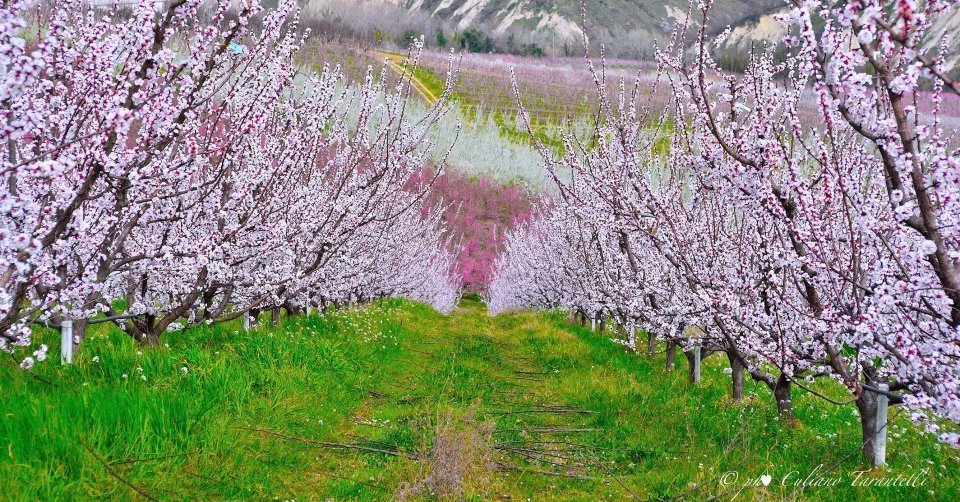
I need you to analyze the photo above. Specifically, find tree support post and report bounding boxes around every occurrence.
[874,383,889,467]
[243,313,250,331]
[692,345,701,384]
[61,319,74,364]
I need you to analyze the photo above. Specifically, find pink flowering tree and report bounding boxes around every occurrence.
[420,169,535,292]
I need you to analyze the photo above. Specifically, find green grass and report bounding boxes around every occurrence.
[2,298,957,500]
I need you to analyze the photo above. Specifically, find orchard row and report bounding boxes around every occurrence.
[0,1,461,361]
[488,0,960,464]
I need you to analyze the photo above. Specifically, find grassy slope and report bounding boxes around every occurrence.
[2,297,957,500]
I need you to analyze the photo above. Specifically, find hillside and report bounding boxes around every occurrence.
[3,298,958,499]
[391,0,785,53]
[396,1,960,70]
[398,0,781,36]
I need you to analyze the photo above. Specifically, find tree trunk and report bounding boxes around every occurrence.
[728,351,744,402]
[646,332,656,358]
[130,322,161,347]
[201,290,216,321]
[599,317,606,333]
[72,318,89,352]
[856,390,882,466]
[774,374,793,420]
[665,342,677,371]
[122,314,157,346]
[271,306,280,327]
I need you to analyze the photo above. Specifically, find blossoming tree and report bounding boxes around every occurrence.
[2,1,461,357]
[488,0,960,463]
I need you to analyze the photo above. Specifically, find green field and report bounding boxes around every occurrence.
[2,297,957,500]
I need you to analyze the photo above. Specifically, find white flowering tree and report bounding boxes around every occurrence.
[488,0,960,462]
[2,1,461,357]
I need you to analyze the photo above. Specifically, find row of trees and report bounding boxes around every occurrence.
[488,0,960,464]
[1,0,461,362]
[419,169,535,291]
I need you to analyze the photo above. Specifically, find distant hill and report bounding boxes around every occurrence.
[390,0,786,55]
[396,0,781,36]
[295,1,960,71]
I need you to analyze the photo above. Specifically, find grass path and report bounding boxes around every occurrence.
[375,50,442,105]
[374,49,484,132]
[2,298,958,500]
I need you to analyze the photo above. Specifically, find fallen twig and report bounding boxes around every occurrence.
[345,433,403,452]
[406,347,438,359]
[500,447,580,470]
[493,427,598,434]
[497,374,546,382]
[497,445,595,469]
[513,370,555,375]
[495,461,595,480]
[586,448,641,500]
[80,439,159,501]
[496,440,612,450]
[484,408,596,415]
[109,450,201,466]
[235,426,416,459]
[4,355,56,386]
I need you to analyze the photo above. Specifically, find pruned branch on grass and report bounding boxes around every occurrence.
[235,426,417,458]
[80,439,159,502]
